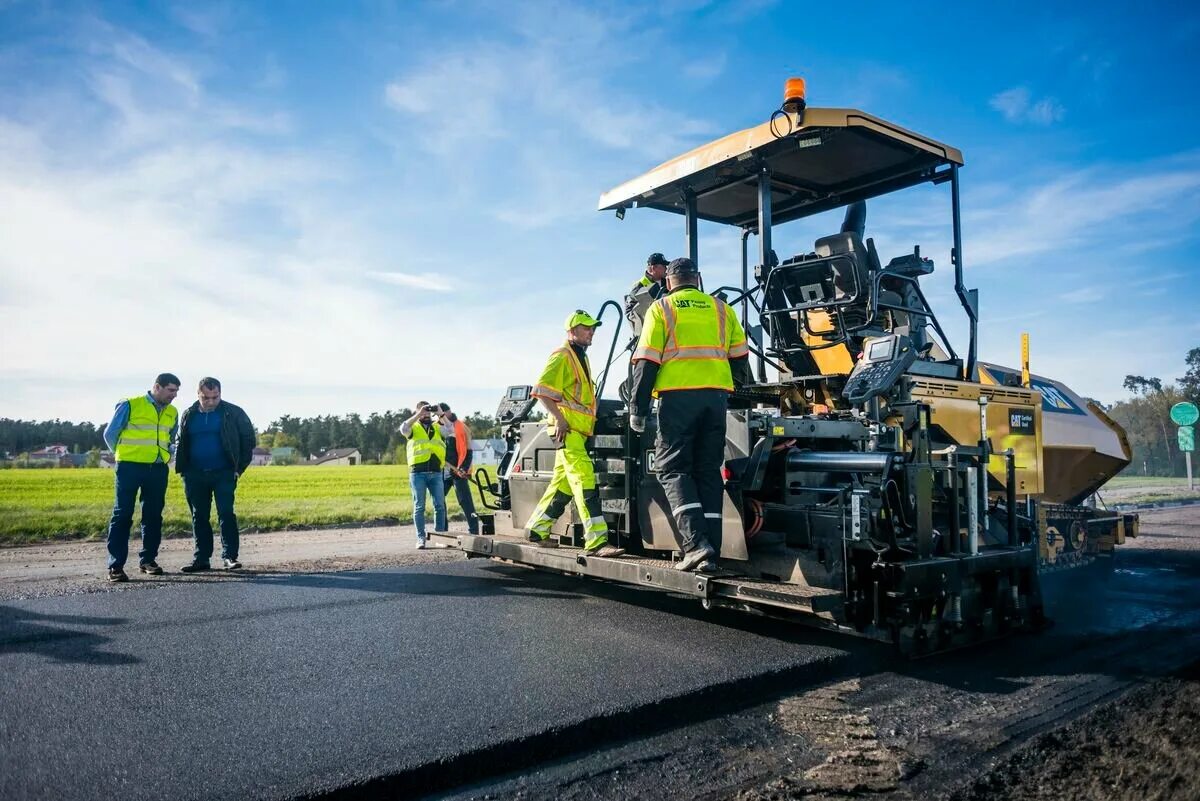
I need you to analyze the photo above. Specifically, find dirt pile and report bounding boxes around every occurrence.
[954,670,1200,801]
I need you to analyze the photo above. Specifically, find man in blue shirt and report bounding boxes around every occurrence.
[103,373,181,582]
[173,377,256,573]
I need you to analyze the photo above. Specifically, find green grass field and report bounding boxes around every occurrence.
[0,465,487,545]
[1102,475,1200,504]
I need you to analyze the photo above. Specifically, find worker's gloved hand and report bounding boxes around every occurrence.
[629,415,646,434]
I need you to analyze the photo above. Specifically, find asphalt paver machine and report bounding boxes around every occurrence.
[431,81,1138,655]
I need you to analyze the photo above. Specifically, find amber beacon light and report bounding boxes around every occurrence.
[782,77,807,113]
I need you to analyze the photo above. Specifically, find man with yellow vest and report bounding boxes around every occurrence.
[623,252,669,338]
[102,373,182,582]
[400,401,448,549]
[630,258,752,573]
[525,310,625,558]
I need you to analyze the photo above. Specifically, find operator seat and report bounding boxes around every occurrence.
[812,230,872,333]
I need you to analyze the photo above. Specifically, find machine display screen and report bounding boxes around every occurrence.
[508,386,529,400]
[867,338,894,362]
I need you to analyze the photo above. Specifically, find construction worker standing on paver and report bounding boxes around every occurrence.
[624,252,669,337]
[629,258,752,572]
[525,310,625,558]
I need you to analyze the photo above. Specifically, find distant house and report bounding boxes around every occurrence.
[270,446,296,462]
[470,438,507,466]
[251,447,272,467]
[307,447,361,466]
[29,444,70,464]
[99,451,116,469]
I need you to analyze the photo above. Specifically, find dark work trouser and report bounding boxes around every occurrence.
[655,389,729,555]
[106,461,169,569]
[447,471,480,534]
[183,468,240,564]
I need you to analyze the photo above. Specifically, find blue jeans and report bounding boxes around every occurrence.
[410,470,447,541]
[447,471,480,535]
[106,461,169,569]
[183,468,240,564]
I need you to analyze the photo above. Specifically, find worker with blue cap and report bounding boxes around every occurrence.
[524,309,625,558]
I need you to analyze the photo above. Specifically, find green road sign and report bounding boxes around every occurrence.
[1180,426,1195,453]
[1171,401,1199,426]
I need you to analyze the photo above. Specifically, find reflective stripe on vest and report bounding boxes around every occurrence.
[406,422,446,468]
[653,289,736,393]
[115,395,177,463]
[534,345,597,437]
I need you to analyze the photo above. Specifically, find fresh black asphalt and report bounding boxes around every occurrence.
[0,559,848,800]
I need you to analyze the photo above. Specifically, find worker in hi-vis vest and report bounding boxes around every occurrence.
[525,310,625,558]
[400,401,448,549]
[102,372,182,583]
[629,257,753,573]
[623,251,669,338]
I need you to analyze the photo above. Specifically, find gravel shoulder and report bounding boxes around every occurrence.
[0,524,466,600]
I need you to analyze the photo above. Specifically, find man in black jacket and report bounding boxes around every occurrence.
[175,377,255,572]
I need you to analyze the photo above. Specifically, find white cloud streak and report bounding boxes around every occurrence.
[990,86,1065,125]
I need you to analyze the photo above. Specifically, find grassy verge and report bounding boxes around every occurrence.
[0,465,491,546]
[1101,475,1200,505]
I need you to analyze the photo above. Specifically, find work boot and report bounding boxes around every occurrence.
[138,561,163,575]
[584,543,625,558]
[527,533,559,548]
[107,567,128,583]
[179,562,211,574]
[675,545,717,572]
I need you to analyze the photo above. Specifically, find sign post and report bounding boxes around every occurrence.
[1170,402,1199,491]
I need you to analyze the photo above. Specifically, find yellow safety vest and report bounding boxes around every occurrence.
[406,421,446,468]
[532,344,597,437]
[633,287,749,393]
[115,395,178,464]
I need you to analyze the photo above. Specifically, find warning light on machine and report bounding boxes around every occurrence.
[783,77,807,113]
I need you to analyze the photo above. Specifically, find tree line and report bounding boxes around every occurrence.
[4,349,1196,475]
[259,410,504,465]
[0,419,106,456]
[0,410,505,466]
[1105,347,1200,477]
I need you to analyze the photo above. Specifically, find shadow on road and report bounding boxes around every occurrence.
[0,606,138,665]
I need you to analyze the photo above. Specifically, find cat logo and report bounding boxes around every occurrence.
[1032,381,1085,415]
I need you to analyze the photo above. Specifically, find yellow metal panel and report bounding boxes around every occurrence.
[910,377,1045,497]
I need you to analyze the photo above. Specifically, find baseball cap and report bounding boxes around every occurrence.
[647,252,668,266]
[666,257,699,276]
[564,309,602,330]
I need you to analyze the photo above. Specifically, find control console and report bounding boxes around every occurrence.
[842,335,917,406]
[496,385,537,423]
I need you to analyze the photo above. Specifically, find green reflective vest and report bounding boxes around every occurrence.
[406,421,446,468]
[633,287,749,393]
[532,344,597,437]
[115,395,178,463]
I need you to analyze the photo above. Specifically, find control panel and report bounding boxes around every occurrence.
[496,385,537,423]
[842,335,916,406]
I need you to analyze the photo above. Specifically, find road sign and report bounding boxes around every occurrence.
[1170,401,1199,426]
[1180,426,1195,453]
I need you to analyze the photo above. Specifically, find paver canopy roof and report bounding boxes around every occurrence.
[599,107,963,228]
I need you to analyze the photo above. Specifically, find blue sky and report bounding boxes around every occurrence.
[1,0,1198,426]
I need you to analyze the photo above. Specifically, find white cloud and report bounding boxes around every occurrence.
[378,4,718,230]
[0,14,566,423]
[964,156,1200,266]
[1061,286,1106,303]
[367,270,452,292]
[989,86,1065,125]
